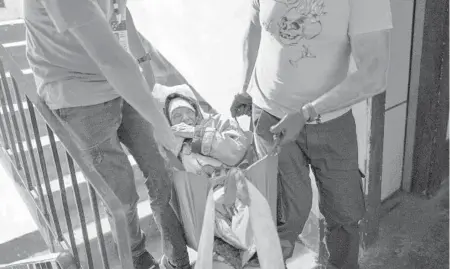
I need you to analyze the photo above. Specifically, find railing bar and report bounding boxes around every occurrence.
[25,98,51,221]
[0,62,9,150]
[2,74,33,189]
[67,153,95,269]
[47,127,80,266]
[28,100,63,241]
[15,84,50,215]
[88,183,110,269]
[39,125,63,243]
[0,60,21,169]
[13,79,40,185]
[0,89,9,149]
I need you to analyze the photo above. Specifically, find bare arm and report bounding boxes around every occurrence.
[309,30,391,115]
[126,8,155,89]
[240,1,262,93]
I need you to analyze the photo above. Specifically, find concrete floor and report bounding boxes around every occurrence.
[359,178,449,269]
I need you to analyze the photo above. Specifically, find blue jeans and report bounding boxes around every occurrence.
[54,98,189,266]
[252,105,365,269]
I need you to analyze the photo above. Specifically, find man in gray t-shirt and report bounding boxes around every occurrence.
[24,0,191,268]
[231,0,393,268]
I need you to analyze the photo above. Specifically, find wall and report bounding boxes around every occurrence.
[380,0,415,201]
[0,0,23,21]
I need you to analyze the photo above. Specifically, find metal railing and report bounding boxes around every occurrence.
[0,44,133,268]
[0,252,77,269]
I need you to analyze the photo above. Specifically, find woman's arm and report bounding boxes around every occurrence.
[190,115,251,166]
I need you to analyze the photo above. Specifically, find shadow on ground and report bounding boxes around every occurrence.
[359,177,449,269]
[0,231,48,264]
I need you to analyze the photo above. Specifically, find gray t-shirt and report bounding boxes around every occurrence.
[24,0,126,109]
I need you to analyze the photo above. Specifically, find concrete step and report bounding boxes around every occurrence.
[7,136,159,230]
[0,20,25,45]
[0,231,50,265]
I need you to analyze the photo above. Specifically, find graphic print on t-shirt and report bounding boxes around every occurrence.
[267,0,327,67]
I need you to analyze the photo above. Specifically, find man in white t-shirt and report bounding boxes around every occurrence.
[24,0,191,268]
[230,0,392,268]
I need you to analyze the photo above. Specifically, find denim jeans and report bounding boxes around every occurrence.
[252,105,365,269]
[54,98,189,266]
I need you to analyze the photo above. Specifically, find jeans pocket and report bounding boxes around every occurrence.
[54,100,122,150]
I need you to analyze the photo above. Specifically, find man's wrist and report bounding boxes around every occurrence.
[137,52,152,65]
[302,103,319,123]
[301,105,310,122]
[240,81,250,94]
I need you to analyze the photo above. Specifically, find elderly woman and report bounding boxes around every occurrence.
[154,84,266,268]
[165,92,253,177]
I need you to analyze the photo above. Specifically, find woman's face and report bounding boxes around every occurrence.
[170,106,196,126]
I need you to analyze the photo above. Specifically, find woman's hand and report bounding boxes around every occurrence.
[171,123,195,138]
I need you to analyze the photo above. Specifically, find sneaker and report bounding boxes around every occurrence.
[133,251,159,269]
[159,255,192,269]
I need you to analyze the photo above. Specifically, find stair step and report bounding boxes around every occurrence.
[0,20,25,44]
[39,161,156,235]
[0,231,49,265]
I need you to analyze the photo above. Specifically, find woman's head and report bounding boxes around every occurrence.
[165,93,200,126]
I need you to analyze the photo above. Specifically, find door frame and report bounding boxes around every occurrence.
[402,0,449,195]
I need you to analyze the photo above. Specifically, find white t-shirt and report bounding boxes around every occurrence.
[247,0,393,121]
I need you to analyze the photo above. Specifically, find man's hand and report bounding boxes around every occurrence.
[230,92,253,118]
[270,111,307,145]
[171,123,195,138]
[152,120,180,155]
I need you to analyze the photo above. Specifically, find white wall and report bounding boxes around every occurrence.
[381,0,414,201]
[0,0,23,21]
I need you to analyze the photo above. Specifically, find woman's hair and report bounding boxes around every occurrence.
[164,93,201,125]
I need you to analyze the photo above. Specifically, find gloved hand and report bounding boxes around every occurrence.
[230,92,253,118]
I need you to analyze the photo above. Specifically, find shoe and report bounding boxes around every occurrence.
[134,251,159,269]
[159,255,193,269]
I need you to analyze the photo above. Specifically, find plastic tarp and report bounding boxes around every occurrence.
[194,166,285,269]
[152,84,282,268]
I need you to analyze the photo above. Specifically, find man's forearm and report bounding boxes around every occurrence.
[241,24,261,93]
[310,30,391,116]
[126,8,155,90]
[310,70,387,116]
[71,25,168,132]
[100,53,165,126]
[126,8,146,59]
